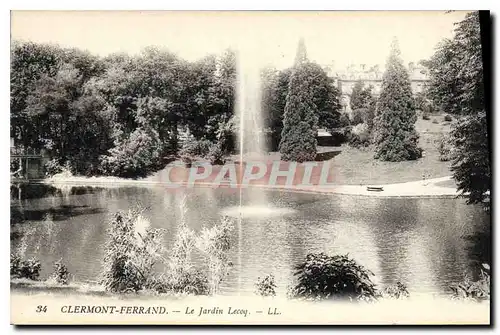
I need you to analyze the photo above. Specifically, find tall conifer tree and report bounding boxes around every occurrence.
[373,39,421,161]
[279,39,319,162]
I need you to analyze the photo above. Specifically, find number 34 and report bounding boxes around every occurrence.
[36,305,47,313]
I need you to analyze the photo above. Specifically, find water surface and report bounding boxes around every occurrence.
[11,184,490,297]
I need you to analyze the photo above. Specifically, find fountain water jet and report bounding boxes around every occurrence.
[231,46,298,218]
[236,48,268,209]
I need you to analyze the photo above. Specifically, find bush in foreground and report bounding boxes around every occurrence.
[52,259,71,285]
[381,282,410,299]
[10,254,41,281]
[163,196,210,295]
[196,216,234,295]
[100,208,164,293]
[289,253,377,301]
[255,274,277,297]
[450,264,490,302]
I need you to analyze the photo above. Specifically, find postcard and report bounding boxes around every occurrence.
[10,10,491,325]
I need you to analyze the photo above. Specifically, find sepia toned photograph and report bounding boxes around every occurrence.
[9,10,491,325]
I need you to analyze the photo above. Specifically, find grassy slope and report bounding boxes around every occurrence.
[327,112,453,185]
[144,113,455,186]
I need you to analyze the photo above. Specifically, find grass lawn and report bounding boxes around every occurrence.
[234,112,454,186]
[322,112,454,185]
[152,112,455,187]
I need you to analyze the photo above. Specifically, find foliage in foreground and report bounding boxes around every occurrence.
[162,195,210,295]
[10,254,41,281]
[381,282,410,299]
[100,208,164,293]
[100,198,234,295]
[51,259,71,285]
[255,274,277,297]
[289,253,377,301]
[450,264,490,302]
[196,216,234,295]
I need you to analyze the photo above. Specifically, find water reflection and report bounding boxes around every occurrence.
[10,184,490,297]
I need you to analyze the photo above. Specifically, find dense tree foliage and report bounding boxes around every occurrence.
[423,12,484,116]
[279,41,320,162]
[349,82,376,130]
[262,61,341,152]
[373,39,421,161]
[12,39,343,176]
[424,12,489,208]
[10,42,238,177]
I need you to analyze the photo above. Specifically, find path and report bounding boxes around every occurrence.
[35,175,460,198]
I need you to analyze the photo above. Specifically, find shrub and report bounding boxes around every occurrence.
[450,264,490,301]
[44,159,64,177]
[436,133,455,161]
[196,216,234,295]
[179,139,213,159]
[444,114,453,122]
[52,259,71,285]
[163,196,210,295]
[338,113,351,128]
[207,144,226,165]
[351,108,365,126]
[290,253,377,301]
[414,92,428,111]
[150,269,210,296]
[99,128,164,178]
[382,282,410,299]
[255,274,277,297]
[11,254,41,280]
[10,253,22,277]
[330,127,351,145]
[432,118,438,124]
[100,208,164,293]
[349,123,371,148]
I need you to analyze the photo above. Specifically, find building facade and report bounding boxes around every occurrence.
[322,62,429,115]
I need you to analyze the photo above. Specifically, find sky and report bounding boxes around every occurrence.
[10,10,470,70]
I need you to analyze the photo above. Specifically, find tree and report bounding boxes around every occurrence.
[424,12,484,116]
[294,37,308,65]
[373,39,421,161]
[25,63,82,160]
[425,12,489,208]
[9,41,237,177]
[11,42,62,146]
[279,40,319,162]
[308,64,342,132]
[261,67,292,151]
[350,81,365,111]
[451,112,490,207]
[350,82,376,129]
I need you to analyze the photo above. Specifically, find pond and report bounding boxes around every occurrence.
[10,184,490,297]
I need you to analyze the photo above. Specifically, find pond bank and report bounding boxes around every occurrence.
[24,175,460,199]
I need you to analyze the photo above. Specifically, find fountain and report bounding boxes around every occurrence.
[221,48,296,220]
